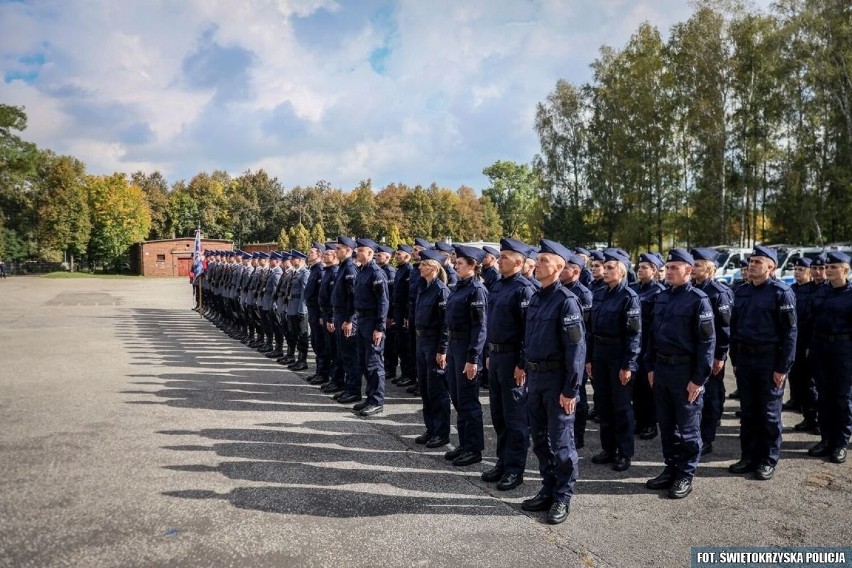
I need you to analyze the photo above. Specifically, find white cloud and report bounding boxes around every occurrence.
[0,0,774,190]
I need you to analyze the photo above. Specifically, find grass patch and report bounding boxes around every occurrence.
[41,272,142,279]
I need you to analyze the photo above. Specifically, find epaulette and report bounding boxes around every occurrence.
[688,286,710,300]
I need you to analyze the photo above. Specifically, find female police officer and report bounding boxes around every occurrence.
[413,249,452,449]
[807,251,852,464]
[440,245,488,467]
[587,249,642,472]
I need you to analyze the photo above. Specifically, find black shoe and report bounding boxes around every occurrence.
[453,451,482,467]
[425,436,449,449]
[266,350,284,358]
[701,442,713,456]
[322,383,344,394]
[754,464,775,480]
[591,450,616,465]
[646,468,676,490]
[405,384,419,394]
[281,355,295,364]
[794,419,819,433]
[445,446,464,461]
[521,492,553,512]
[546,501,570,525]
[638,426,658,440]
[258,344,273,353]
[735,410,742,418]
[352,401,369,412]
[331,391,345,401]
[397,377,416,387]
[668,477,693,499]
[729,458,757,474]
[481,466,504,483]
[414,432,432,445]
[309,375,329,386]
[337,393,361,404]
[613,456,631,472]
[808,441,831,457]
[831,447,847,464]
[782,399,801,412]
[496,473,523,491]
[291,360,308,371]
[588,407,599,420]
[358,404,384,417]
[728,389,740,399]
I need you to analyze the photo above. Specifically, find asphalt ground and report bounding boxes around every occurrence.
[0,277,849,568]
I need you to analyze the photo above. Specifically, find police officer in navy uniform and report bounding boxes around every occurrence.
[406,238,433,397]
[392,245,415,388]
[481,246,501,292]
[304,242,327,383]
[810,255,827,287]
[588,250,606,293]
[441,244,488,466]
[259,252,279,353]
[319,244,345,394]
[644,249,715,499]
[332,237,363,404]
[691,248,733,456]
[729,245,797,480]
[268,251,289,359]
[376,245,398,381]
[435,241,459,288]
[573,247,593,288]
[588,249,642,472]
[349,239,389,417]
[631,252,666,441]
[789,257,820,432]
[559,252,593,449]
[807,251,852,464]
[286,250,310,371]
[414,249,452,448]
[520,239,586,525]
[482,238,535,489]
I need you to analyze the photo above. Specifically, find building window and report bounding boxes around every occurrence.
[156,254,166,262]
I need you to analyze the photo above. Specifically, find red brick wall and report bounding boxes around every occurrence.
[133,239,232,277]
[242,242,278,253]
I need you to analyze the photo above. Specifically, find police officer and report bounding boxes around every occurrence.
[414,249,452,448]
[807,251,852,464]
[406,238,433,397]
[304,242,328,383]
[810,255,827,287]
[441,244,488,466]
[319,244,345,394]
[286,250,310,371]
[631,252,666,441]
[729,245,797,480]
[788,257,819,432]
[482,238,535,490]
[559,252,593,449]
[245,253,263,346]
[237,251,255,343]
[481,246,501,292]
[691,248,733,455]
[520,239,586,525]
[351,238,389,417]
[261,252,283,355]
[253,252,272,350]
[588,250,606,293]
[392,244,415,388]
[523,252,539,288]
[435,241,459,288]
[267,251,289,359]
[573,247,594,288]
[376,245,398,380]
[644,249,715,499]
[587,249,642,472]
[332,237,362,404]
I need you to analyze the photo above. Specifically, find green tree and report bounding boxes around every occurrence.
[36,154,91,265]
[87,173,151,267]
[310,222,326,245]
[400,185,434,239]
[131,171,170,240]
[288,222,310,251]
[386,223,401,248]
[482,160,542,240]
[277,227,290,250]
[346,179,378,237]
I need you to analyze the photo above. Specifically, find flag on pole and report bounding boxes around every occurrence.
[190,228,204,281]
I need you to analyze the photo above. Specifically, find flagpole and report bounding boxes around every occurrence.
[194,225,203,317]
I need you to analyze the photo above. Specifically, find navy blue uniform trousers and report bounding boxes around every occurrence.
[528,372,578,503]
[334,315,361,396]
[654,360,704,479]
[812,339,852,450]
[357,316,386,406]
[735,349,783,467]
[592,342,635,458]
[416,336,450,438]
[487,351,529,474]
[447,338,484,452]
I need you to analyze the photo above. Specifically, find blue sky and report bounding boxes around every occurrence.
[0,0,770,192]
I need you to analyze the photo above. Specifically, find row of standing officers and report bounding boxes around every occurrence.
[196,239,852,525]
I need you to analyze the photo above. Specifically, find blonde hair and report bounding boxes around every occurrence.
[421,259,447,284]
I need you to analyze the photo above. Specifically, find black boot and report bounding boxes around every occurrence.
[291,352,309,371]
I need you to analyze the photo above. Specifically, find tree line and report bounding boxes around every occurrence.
[0,0,849,269]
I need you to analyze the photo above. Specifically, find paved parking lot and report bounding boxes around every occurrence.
[0,277,849,567]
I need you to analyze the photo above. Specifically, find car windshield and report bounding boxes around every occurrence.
[716,251,732,268]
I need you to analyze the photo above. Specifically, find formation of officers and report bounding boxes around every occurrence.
[194,239,852,525]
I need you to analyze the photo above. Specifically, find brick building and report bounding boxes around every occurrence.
[130,238,233,277]
[242,242,278,253]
